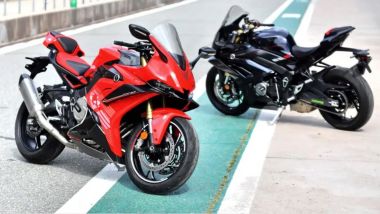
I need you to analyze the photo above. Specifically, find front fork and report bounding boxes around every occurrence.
[146,101,156,152]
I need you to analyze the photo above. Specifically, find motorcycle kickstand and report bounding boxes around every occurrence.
[269,106,285,125]
[112,162,126,171]
[106,153,126,171]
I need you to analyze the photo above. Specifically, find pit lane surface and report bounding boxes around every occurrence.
[0,0,283,212]
[252,0,380,213]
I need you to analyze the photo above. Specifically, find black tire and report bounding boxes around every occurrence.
[206,67,249,116]
[15,103,65,164]
[319,69,374,130]
[125,117,199,194]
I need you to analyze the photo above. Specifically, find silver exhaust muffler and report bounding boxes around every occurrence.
[18,74,74,148]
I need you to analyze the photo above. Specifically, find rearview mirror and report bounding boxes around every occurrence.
[190,46,216,69]
[129,24,150,40]
[199,47,216,59]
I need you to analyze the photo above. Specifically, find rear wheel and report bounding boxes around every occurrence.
[15,103,65,164]
[319,69,374,130]
[125,117,199,194]
[206,67,249,115]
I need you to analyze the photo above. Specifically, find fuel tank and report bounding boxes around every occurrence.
[92,46,121,68]
[251,27,296,55]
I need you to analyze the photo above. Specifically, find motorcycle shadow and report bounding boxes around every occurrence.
[12,148,106,177]
[195,104,255,121]
[118,176,190,195]
[279,113,332,129]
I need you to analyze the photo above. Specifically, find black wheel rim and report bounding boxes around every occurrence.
[213,72,244,108]
[19,110,48,152]
[326,79,360,122]
[130,122,187,184]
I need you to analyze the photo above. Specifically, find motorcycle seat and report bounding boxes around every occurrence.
[56,52,91,76]
[291,45,319,59]
[47,32,90,77]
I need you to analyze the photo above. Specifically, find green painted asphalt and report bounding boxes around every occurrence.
[89,0,310,212]
[276,0,311,35]
[90,94,259,213]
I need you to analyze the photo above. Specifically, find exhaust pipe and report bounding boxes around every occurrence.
[18,74,74,148]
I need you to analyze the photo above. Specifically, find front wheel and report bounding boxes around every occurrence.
[206,67,249,116]
[319,69,374,130]
[125,117,199,194]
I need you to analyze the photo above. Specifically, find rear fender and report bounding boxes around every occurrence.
[151,108,190,145]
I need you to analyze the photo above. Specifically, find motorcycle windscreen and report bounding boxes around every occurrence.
[151,23,186,70]
[221,5,249,27]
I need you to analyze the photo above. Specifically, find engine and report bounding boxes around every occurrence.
[252,80,280,104]
[53,95,88,129]
[254,82,269,96]
[72,97,88,123]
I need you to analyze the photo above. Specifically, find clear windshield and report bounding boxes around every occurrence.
[222,5,249,27]
[151,23,186,70]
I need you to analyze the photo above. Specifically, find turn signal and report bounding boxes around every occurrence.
[140,131,148,140]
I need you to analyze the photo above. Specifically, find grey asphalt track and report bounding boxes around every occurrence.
[251,0,380,213]
[0,0,282,212]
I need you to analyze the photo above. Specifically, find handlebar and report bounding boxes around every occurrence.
[244,17,274,28]
[260,23,275,27]
[113,40,137,48]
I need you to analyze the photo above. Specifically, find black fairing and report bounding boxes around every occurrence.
[213,6,248,49]
[68,111,117,161]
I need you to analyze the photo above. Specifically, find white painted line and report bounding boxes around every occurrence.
[294,0,315,41]
[218,109,281,214]
[218,0,315,213]
[193,74,206,101]
[282,13,301,18]
[55,164,124,214]
[0,0,198,55]
[264,0,293,23]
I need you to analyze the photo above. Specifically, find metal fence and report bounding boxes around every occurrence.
[1,0,114,17]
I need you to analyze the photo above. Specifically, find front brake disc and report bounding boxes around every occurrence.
[138,133,175,171]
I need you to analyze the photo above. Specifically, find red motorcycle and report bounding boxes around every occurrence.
[16,23,212,194]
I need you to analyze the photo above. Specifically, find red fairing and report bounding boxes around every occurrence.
[151,108,191,145]
[137,35,194,93]
[85,69,153,157]
[87,91,158,157]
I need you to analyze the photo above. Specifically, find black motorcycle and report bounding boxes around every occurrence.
[203,5,374,130]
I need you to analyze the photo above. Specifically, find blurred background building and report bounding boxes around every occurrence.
[0,0,178,45]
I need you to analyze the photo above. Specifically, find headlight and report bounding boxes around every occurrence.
[149,80,172,93]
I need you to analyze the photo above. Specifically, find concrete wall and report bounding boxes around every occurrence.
[0,0,181,46]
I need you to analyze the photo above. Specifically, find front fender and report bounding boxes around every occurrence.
[151,108,191,145]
